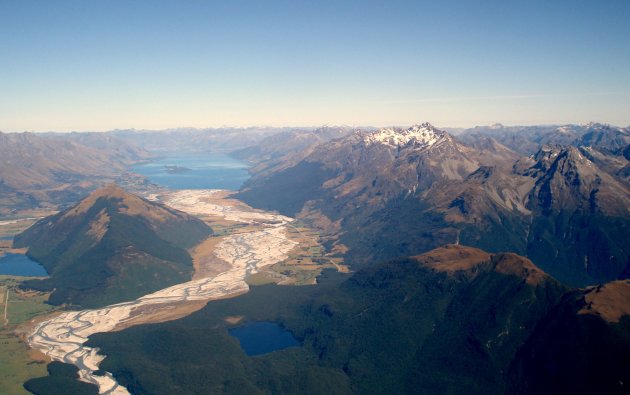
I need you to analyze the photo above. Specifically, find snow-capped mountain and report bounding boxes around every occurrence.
[361,123,448,149]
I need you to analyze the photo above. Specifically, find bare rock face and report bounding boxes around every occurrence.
[520,146,630,285]
[508,278,630,395]
[526,146,630,216]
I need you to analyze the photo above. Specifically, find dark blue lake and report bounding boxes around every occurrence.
[229,321,300,356]
[0,253,48,277]
[132,153,250,190]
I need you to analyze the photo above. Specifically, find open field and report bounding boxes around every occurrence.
[249,221,349,286]
[0,276,57,395]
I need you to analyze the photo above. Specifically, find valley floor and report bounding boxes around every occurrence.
[22,189,340,394]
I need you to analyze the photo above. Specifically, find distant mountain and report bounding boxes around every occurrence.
[513,145,630,285]
[239,123,479,216]
[14,185,211,308]
[456,124,563,155]
[578,123,630,153]
[48,132,152,163]
[457,122,630,157]
[0,132,151,216]
[237,123,630,286]
[109,127,296,153]
[231,126,357,178]
[83,245,629,394]
[522,145,628,215]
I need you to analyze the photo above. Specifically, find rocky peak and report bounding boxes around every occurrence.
[362,123,449,149]
[532,145,560,163]
[527,145,591,175]
[578,124,630,153]
[527,145,630,216]
[583,121,608,130]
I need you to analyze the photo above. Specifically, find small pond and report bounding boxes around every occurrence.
[228,321,300,356]
[0,253,48,277]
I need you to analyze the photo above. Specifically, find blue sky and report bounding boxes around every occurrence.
[1,0,629,131]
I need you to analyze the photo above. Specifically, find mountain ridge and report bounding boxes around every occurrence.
[236,122,630,286]
[82,244,630,395]
[14,185,211,308]
[0,131,152,216]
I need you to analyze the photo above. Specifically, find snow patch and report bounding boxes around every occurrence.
[363,123,446,148]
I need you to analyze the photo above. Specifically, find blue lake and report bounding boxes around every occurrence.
[228,321,301,356]
[132,153,250,190]
[0,253,48,277]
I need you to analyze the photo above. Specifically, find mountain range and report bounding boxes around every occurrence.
[0,131,152,216]
[456,122,630,155]
[236,123,630,286]
[10,122,630,394]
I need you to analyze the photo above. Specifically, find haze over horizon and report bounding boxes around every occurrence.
[2,0,629,132]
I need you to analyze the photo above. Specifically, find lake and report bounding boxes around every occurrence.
[132,153,250,190]
[228,321,300,356]
[0,253,48,277]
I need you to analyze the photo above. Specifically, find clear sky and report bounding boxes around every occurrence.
[1,0,629,131]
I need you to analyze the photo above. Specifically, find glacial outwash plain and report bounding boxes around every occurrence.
[23,189,323,394]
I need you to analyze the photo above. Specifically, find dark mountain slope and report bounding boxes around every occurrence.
[508,280,630,395]
[80,245,606,395]
[14,185,211,308]
[301,246,564,394]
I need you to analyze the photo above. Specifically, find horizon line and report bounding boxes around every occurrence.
[1,120,628,134]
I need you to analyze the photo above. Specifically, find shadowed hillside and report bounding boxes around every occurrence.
[80,245,630,395]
